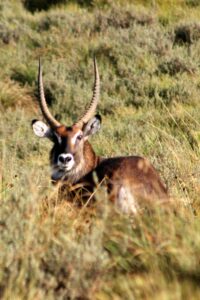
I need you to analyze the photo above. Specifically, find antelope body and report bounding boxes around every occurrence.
[32,58,168,213]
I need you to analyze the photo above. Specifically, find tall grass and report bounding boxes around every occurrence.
[1,1,200,299]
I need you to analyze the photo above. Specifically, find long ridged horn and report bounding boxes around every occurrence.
[74,57,100,128]
[38,58,61,128]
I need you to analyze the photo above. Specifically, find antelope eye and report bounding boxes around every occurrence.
[77,134,83,141]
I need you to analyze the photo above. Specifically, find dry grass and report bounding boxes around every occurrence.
[1,1,200,299]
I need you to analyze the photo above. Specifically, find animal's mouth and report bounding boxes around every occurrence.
[51,166,69,181]
[52,164,73,172]
[58,165,73,172]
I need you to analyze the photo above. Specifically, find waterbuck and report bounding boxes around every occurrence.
[32,58,168,213]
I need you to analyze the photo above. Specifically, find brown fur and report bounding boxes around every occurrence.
[95,156,168,202]
[34,58,168,211]
[46,125,168,209]
[51,127,168,205]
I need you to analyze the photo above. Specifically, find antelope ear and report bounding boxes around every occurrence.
[83,114,101,139]
[32,120,54,140]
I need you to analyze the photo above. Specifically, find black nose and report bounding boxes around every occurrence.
[65,156,72,162]
[59,155,72,164]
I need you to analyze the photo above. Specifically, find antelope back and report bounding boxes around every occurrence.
[95,156,168,213]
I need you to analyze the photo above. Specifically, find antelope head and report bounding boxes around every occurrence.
[32,58,101,182]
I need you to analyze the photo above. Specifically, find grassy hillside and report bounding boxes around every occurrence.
[1,0,200,299]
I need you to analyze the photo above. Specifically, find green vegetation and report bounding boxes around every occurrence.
[1,0,200,299]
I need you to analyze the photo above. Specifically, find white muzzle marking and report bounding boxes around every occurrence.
[57,153,75,171]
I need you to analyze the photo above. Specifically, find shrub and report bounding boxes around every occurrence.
[174,23,200,46]
[0,24,20,44]
[23,0,68,12]
[185,0,200,7]
[22,0,97,12]
[157,57,195,76]
[11,64,36,86]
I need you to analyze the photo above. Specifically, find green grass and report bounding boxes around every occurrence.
[1,0,200,299]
